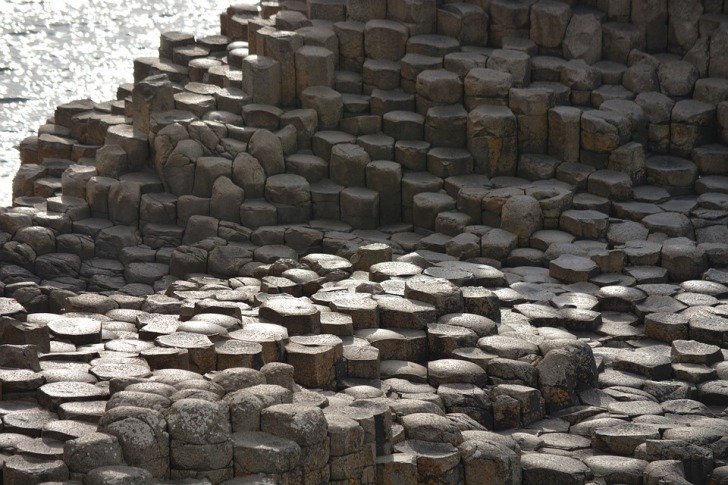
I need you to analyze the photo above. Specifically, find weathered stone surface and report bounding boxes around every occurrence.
[405,275,463,316]
[259,297,320,335]
[393,439,461,484]
[98,406,170,478]
[12,4,728,483]
[261,403,328,446]
[401,413,463,446]
[521,453,591,485]
[64,432,125,474]
[232,431,300,475]
[165,397,230,447]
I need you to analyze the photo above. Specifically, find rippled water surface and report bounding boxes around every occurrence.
[0,0,232,206]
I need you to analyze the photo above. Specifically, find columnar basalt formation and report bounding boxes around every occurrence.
[4,0,728,484]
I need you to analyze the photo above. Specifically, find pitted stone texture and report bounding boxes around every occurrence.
[401,413,463,446]
[2,454,70,484]
[232,431,300,475]
[521,453,591,485]
[393,439,462,484]
[478,336,539,360]
[584,455,647,485]
[63,432,125,474]
[593,423,661,456]
[165,397,231,446]
[286,334,343,389]
[468,105,518,176]
[549,255,599,283]
[405,275,463,316]
[428,358,487,387]
[560,210,609,240]
[98,406,170,479]
[155,332,216,374]
[84,465,155,485]
[261,403,328,447]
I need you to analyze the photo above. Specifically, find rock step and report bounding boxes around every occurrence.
[7,0,728,483]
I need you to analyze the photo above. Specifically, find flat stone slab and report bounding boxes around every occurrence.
[510,282,556,302]
[644,312,689,342]
[231,431,301,474]
[612,348,673,380]
[434,261,506,287]
[177,320,229,337]
[513,303,563,327]
[0,432,34,452]
[404,275,463,315]
[477,335,539,360]
[0,369,45,392]
[671,339,723,365]
[0,297,27,316]
[3,409,59,437]
[635,295,687,316]
[42,419,98,441]
[521,453,591,485]
[596,285,647,311]
[104,339,156,353]
[57,400,107,422]
[551,292,599,311]
[370,261,423,282]
[258,297,320,335]
[47,317,102,345]
[549,255,599,283]
[427,359,487,387]
[393,439,461,478]
[380,360,428,383]
[698,380,728,405]
[376,295,437,330]
[300,253,353,275]
[37,381,110,409]
[155,332,214,349]
[607,400,663,417]
[9,8,728,478]
[15,437,65,459]
[89,363,152,381]
[539,432,592,451]
[592,423,661,455]
[583,455,648,484]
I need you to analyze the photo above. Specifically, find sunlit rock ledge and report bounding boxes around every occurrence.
[2,0,728,483]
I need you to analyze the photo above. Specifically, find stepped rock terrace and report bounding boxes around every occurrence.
[3,0,728,484]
